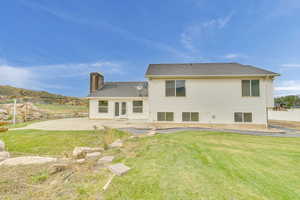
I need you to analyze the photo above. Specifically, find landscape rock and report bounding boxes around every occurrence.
[72,147,103,159]
[0,140,5,151]
[86,152,102,159]
[0,109,7,114]
[97,156,114,165]
[109,139,123,148]
[75,159,85,164]
[0,156,57,166]
[108,163,131,176]
[0,151,10,161]
[50,163,69,174]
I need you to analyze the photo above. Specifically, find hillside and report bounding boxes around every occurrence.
[0,85,86,105]
[0,85,69,98]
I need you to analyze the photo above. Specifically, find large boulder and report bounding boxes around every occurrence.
[72,147,103,159]
[98,156,114,165]
[86,152,102,159]
[0,151,10,162]
[109,139,123,148]
[108,163,131,176]
[0,140,5,151]
[0,156,57,166]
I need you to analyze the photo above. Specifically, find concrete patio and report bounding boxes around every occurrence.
[13,117,151,131]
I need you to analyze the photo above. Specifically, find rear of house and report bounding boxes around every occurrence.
[88,63,279,126]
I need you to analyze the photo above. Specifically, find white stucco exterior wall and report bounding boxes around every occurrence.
[148,77,273,125]
[89,98,149,120]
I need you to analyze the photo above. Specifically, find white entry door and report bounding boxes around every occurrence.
[115,102,127,118]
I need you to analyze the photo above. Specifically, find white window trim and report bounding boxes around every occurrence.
[132,101,143,113]
[234,112,253,123]
[98,101,108,113]
[182,112,199,122]
[242,80,260,97]
[166,80,186,97]
[157,112,174,121]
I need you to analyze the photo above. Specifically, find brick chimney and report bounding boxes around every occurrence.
[90,72,104,94]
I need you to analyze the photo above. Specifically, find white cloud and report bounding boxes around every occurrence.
[275,80,300,96]
[202,13,233,29]
[180,13,234,53]
[0,60,123,90]
[280,64,300,68]
[0,65,38,89]
[224,54,240,59]
[223,53,247,60]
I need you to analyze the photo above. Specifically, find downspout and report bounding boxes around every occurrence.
[265,76,269,128]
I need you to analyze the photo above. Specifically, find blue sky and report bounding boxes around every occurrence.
[0,0,300,97]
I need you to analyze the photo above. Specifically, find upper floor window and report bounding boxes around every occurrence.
[98,101,108,113]
[242,80,260,97]
[133,101,143,113]
[166,80,186,97]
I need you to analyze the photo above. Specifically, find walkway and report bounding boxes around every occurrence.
[120,126,300,138]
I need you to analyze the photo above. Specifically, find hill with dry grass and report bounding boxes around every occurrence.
[0,85,86,105]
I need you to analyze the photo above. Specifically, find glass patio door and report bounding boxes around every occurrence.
[115,102,127,117]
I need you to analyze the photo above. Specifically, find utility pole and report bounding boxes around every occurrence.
[13,99,17,125]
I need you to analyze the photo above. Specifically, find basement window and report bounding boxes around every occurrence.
[234,112,252,123]
[157,112,174,121]
[98,101,108,113]
[133,101,143,113]
[166,80,186,97]
[182,112,199,122]
[242,80,260,97]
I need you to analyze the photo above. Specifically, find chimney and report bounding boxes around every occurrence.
[90,72,104,94]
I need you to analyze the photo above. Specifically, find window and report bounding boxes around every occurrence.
[157,112,174,121]
[242,80,260,97]
[234,112,252,123]
[182,112,199,122]
[133,101,143,113]
[98,101,108,113]
[165,80,186,97]
[166,80,175,96]
[121,102,126,115]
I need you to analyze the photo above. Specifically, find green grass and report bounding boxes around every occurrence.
[0,129,128,156]
[4,120,43,129]
[104,131,300,200]
[35,103,88,113]
[1,129,300,199]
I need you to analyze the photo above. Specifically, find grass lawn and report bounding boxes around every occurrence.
[0,129,128,156]
[105,131,300,200]
[35,104,88,114]
[0,130,300,200]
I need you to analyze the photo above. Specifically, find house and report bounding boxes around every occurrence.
[87,63,279,126]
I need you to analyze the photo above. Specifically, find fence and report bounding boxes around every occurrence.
[268,109,300,122]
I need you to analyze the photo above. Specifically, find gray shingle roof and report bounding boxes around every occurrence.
[89,82,148,97]
[145,63,279,77]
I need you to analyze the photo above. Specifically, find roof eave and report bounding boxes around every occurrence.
[145,73,280,78]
